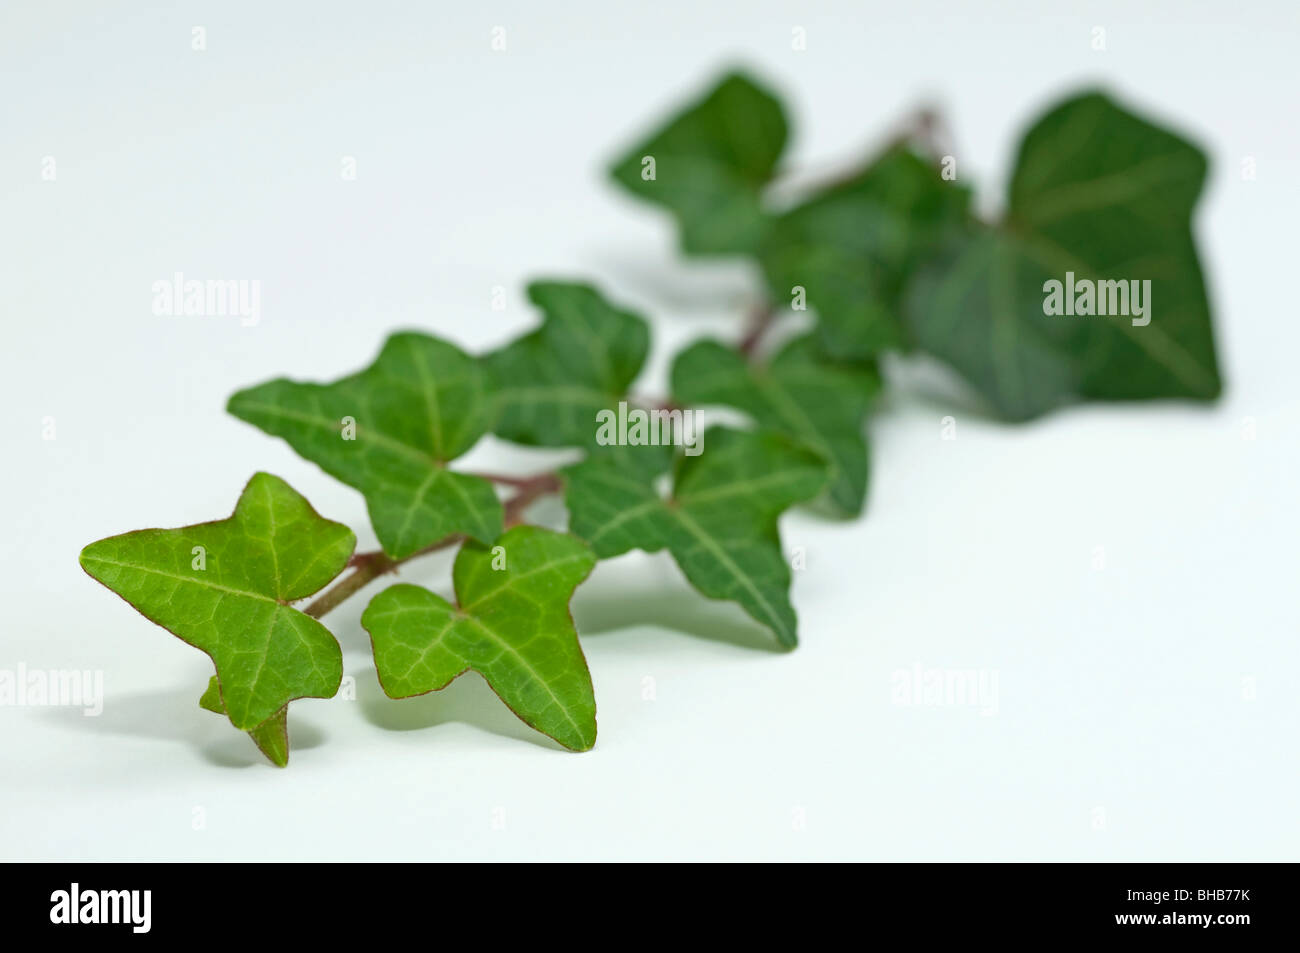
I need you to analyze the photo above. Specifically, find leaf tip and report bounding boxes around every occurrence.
[560,722,598,753]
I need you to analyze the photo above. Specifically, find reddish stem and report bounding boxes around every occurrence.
[739,303,777,358]
[302,471,562,619]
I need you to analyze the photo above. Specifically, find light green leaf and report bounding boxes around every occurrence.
[760,146,971,359]
[671,335,881,515]
[362,526,599,751]
[228,333,502,558]
[904,91,1222,420]
[80,473,354,740]
[609,71,788,255]
[565,427,826,647]
[486,281,650,450]
[200,675,289,767]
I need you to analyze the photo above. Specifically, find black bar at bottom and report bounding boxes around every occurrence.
[3,862,1283,939]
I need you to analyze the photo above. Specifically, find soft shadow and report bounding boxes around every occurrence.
[894,386,1005,424]
[43,685,325,769]
[572,584,785,653]
[44,686,205,743]
[881,355,1007,423]
[588,245,757,315]
[199,721,326,769]
[355,666,565,751]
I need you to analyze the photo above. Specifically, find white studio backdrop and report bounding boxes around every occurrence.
[1,0,1296,860]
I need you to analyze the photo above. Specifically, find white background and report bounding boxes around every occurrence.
[2,0,1297,861]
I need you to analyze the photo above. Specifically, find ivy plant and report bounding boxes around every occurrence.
[81,69,1223,765]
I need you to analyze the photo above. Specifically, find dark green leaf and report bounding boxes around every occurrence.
[760,146,971,359]
[565,428,826,646]
[609,71,789,255]
[228,333,502,557]
[486,280,650,450]
[904,91,1222,420]
[671,334,880,515]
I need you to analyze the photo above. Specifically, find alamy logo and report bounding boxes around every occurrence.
[595,401,703,456]
[0,664,102,716]
[1042,271,1150,326]
[152,272,261,326]
[890,663,999,716]
[50,884,151,933]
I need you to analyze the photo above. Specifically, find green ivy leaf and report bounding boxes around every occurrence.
[564,427,826,647]
[671,335,881,515]
[486,281,650,450]
[79,473,355,744]
[199,675,289,767]
[760,146,971,359]
[228,333,502,558]
[904,91,1222,420]
[362,526,598,751]
[609,71,788,256]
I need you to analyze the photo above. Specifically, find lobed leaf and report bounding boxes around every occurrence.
[362,526,598,751]
[904,91,1222,420]
[609,71,789,256]
[228,333,502,558]
[671,334,881,515]
[565,427,826,646]
[79,473,354,754]
[761,146,971,359]
[485,280,650,450]
[199,675,289,767]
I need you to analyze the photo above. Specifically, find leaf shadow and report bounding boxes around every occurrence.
[880,355,1009,424]
[587,244,758,316]
[354,666,566,752]
[572,583,785,654]
[41,686,325,769]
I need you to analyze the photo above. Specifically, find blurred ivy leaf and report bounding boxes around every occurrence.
[80,473,354,754]
[609,71,788,255]
[905,91,1222,420]
[760,146,971,359]
[362,526,598,751]
[671,335,881,515]
[565,428,826,647]
[228,333,502,558]
[486,281,649,450]
[200,675,289,767]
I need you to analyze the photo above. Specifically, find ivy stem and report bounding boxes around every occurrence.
[738,302,777,358]
[501,472,563,521]
[302,471,562,620]
[303,272,766,622]
[469,471,539,489]
[302,548,423,619]
[302,276,767,623]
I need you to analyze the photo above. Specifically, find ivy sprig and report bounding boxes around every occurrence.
[81,68,1223,765]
